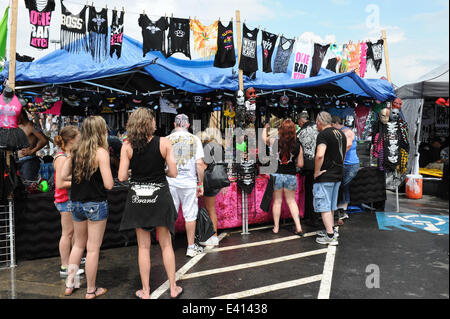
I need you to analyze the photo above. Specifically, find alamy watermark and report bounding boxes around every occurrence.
[365,264,380,289]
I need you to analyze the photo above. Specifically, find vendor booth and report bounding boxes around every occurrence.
[1,27,397,261]
[396,63,449,198]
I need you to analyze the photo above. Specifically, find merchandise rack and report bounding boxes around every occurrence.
[0,198,16,269]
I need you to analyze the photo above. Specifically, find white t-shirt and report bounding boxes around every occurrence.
[166,130,204,188]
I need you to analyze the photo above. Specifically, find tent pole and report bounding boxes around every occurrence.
[382,30,392,83]
[7,0,18,90]
[235,10,243,91]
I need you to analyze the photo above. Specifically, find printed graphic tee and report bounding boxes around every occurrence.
[214,20,236,68]
[110,10,124,58]
[190,19,218,59]
[367,39,384,72]
[139,15,168,57]
[167,17,191,59]
[261,31,278,73]
[87,6,108,61]
[166,130,204,188]
[291,40,312,79]
[60,2,88,53]
[310,43,330,77]
[314,127,347,183]
[238,24,259,77]
[25,0,55,49]
[273,36,295,74]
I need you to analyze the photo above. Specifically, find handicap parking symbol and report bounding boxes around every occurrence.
[376,212,449,234]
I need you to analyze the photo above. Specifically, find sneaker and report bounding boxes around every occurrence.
[316,228,339,238]
[315,234,339,246]
[199,236,219,246]
[186,244,204,257]
[60,267,85,278]
[338,210,349,220]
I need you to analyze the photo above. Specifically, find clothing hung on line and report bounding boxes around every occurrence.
[366,39,384,72]
[139,14,168,57]
[60,2,88,53]
[87,6,108,61]
[310,43,330,77]
[167,17,191,59]
[190,19,218,59]
[238,24,259,77]
[110,10,124,58]
[25,0,55,49]
[347,42,361,74]
[214,20,236,68]
[261,31,278,73]
[359,42,368,78]
[273,36,295,74]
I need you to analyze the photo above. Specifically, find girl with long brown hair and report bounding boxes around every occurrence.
[118,107,183,299]
[61,116,113,299]
[263,119,304,235]
[53,125,83,278]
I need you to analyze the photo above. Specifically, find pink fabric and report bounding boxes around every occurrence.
[0,94,22,128]
[35,97,63,115]
[359,42,367,78]
[174,175,305,233]
[354,104,371,139]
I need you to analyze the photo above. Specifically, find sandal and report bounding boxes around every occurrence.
[136,289,150,299]
[85,287,108,299]
[64,286,78,296]
[170,287,183,299]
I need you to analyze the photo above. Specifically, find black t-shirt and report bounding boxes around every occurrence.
[238,24,259,77]
[25,0,55,49]
[214,21,236,68]
[261,31,278,73]
[276,142,300,175]
[139,15,169,56]
[314,127,347,183]
[167,17,191,59]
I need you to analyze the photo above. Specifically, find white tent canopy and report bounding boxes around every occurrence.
[396,63,449,175]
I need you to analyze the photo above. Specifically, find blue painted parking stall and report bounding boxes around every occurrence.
[376,212,449,234]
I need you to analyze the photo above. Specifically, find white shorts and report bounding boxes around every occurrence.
[169,186,198,222]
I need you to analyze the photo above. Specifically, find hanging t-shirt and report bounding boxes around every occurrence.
[87,6,108,61]
[310,43,330,77]
[190,19,218,59]
[60,2,88,53]
[166,130,204,188]
[339,44,350,73]
[238,24,259,77]
[367,39,384,72]
[110,10,124,58]
[347,42,361,74]
[139,15,168,57]
[273,36,295,74]
[167,17,191,59]
[326,58,338,73]
[214,20,236,68]
[359,42,368,78]
[25,0,55,49]
[261,31,278,73]
[291,40,312,79]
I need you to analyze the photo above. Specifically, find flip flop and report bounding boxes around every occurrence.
[85,287,107,299]
[170,287,183,299]
[136,289,150,299]
[294,230,304,237]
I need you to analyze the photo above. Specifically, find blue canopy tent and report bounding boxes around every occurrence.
[1,35,396,101]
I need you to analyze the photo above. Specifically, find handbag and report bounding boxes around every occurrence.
[260,174,275,212]
[203,147,230,190]
[195,207,216,243]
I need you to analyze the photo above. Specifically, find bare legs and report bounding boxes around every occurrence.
[135,227,182,299]
[204,196,218,236]
[272,189,302,233]
[59,212,74,268]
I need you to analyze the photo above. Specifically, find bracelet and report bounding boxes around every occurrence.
[197,184,203,188]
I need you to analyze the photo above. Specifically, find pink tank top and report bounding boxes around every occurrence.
[54,152,69,203]
[0,94,23,129]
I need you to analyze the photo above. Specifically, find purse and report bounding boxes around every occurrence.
[203,147,230,190]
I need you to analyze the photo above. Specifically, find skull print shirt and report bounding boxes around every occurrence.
[167,17,191,59]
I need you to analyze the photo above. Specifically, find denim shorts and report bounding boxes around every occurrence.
[272,174,298,191]
[71,201,109,222]
[55,201,71,213]
[313,182,341,213]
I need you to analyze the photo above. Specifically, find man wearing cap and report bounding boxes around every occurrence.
[296,111,320,227]
[166,114,206,257]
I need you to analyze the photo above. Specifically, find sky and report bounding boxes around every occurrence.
[2,0,449,86]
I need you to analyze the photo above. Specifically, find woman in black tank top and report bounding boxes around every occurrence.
[118,107,183,299]
[61,116,113,299]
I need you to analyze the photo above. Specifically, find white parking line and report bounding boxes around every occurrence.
[150,232,228,299]
[181,248,328,280]
[211,274,323,299]
[317,245,337,299]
